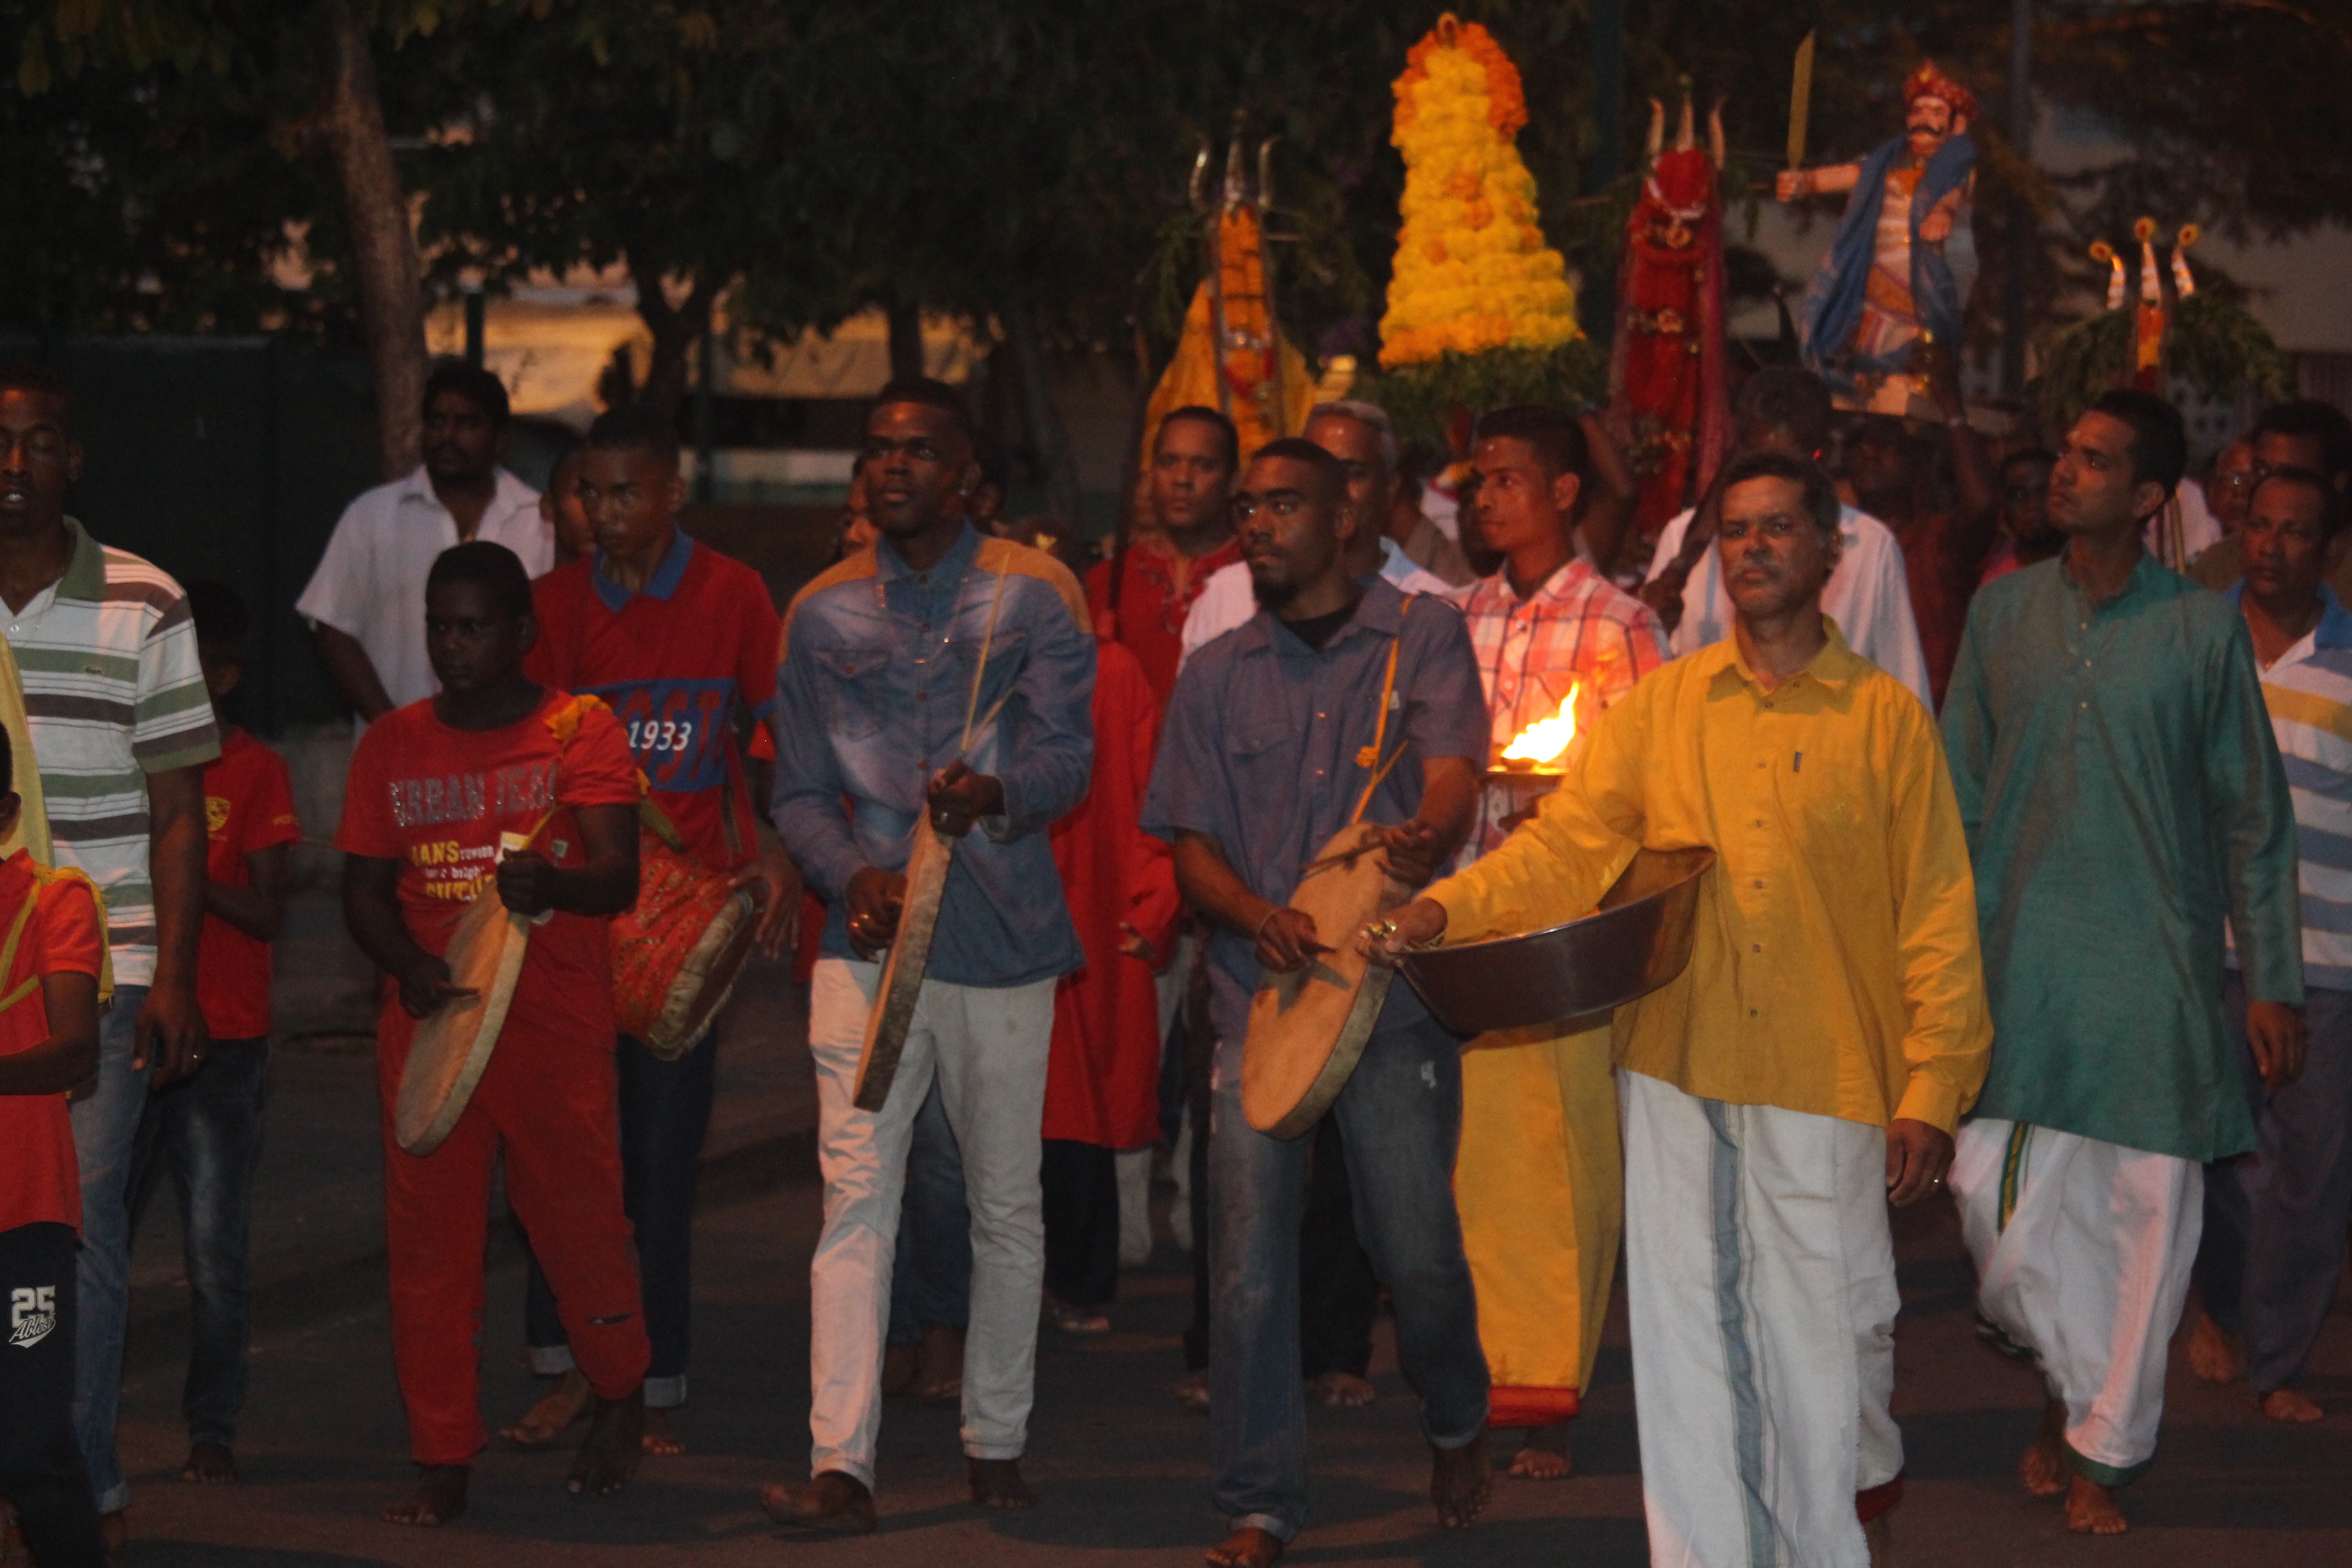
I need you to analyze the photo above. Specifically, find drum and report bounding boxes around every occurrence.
[394,885,531,1156]
[1241,821,1409,1139]
[853,822,952,1112]
[612,834,760,1061]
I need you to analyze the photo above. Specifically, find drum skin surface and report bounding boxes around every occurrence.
[395,887,531,1156]
[853,823,952,1112]
[1242,822,1408,1140]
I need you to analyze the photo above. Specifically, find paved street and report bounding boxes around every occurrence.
[98,936,2352,1566]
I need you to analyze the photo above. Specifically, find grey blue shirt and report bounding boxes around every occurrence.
[772,524,1096,987]
[1942,551,2302,1162]
[1143,576,1490,1049]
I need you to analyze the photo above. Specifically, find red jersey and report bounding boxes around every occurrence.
[0,850,106,1233]
[1085,534,1245,705]
[199,728,301,1041]
[334,691,642,1047]
[526,533,780,873]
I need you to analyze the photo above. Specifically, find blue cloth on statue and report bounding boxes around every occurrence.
[1797,131,1976,387]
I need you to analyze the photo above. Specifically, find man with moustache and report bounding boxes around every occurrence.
[1089,406,1245,705]
[1145,438,1490,1567]
[763,378,1094,1531]
[1374,449,1990,1568]
[1942,389,2305,1535]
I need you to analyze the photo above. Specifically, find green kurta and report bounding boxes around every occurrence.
[1942,553,2302,1162]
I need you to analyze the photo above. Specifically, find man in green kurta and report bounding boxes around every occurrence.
[1941,389,2307,1537]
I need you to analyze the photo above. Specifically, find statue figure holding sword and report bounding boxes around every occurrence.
[1779,45,1980,414]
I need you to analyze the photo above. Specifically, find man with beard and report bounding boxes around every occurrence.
[298,361,554,724]
[1145,438,1490,1567]
[1943,390,2305,1535]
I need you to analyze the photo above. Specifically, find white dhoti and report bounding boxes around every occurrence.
[1950,1119,2200,1486]
[1621,1070,1902,1568]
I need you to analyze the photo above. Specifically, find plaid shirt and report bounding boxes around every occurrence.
[1457,559,1668,859]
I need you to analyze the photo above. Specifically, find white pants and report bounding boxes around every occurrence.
[1951,1120,2200,1485]
[805,958,1056,1485]
[1621,1071,1901,1568]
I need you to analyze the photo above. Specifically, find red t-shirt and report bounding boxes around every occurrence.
[1085,535,1244,706]
[333,690,642,1046]
[0,851,107,1233]
[525,534,780,873]
[198,729,301,1041]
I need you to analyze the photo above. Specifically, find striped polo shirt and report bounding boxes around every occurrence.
[2230,584,2352,992]
[3,519,220,985]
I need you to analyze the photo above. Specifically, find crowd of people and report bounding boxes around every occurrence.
[0,346,2348,1568]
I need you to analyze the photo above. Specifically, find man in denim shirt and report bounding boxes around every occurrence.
[762,378,1095,1532]
[1144,438,1492,1567]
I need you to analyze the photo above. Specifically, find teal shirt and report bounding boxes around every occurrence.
[1942,553,2302,1162]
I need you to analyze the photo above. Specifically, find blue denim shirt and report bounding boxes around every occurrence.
[772,524,1096,987]
[1143,577,1490,1047]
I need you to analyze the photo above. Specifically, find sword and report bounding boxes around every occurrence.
[1786,30,1815,172]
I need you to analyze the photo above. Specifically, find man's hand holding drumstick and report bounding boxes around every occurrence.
[842,762,1008,961]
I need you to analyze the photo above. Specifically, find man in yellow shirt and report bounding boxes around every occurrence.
[1370,450,1992,1566]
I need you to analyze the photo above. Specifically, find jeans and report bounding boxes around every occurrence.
[69,983,148,1516]
[885,1081,971,1348]
[2197,975,2352,1392]
[0,1222,106,1567]
[526,1028,719,1409]
[806,959,1056,1485]
[1297,1116,1378,1379]
[128,1036,270,1448]
[1209,1013,1488,1540]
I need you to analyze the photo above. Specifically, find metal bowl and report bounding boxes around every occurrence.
[1399,846,1716,1036]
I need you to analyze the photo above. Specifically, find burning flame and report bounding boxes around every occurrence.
[1501,682,1582,768]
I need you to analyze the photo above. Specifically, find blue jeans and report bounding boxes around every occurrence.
[886,1079,972,1346]
[128,1036,269,1449]
[1209,1013,1488,1541]
[69,984,148,1516]
[2198,975,2352,1392]
[525,1028,719,1408]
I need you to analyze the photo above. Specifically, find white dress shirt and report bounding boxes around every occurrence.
[1178,536,1458,674]
[297,466,552,720]
[1644,503,1933,708]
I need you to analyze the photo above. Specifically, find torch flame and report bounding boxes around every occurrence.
[1501,682,1582,768]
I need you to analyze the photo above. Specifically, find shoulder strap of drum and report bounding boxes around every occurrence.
[0,881,46,1015]
[1349,596,1411,825]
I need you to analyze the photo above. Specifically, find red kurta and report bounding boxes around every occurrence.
[1043,638,1180,1149]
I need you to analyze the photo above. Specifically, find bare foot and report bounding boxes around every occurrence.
[1205,1525,1284,1567]
[566,1388,645,1497]
[968,1456,1034,1509]
[501,1368,593,1448]
[2019,1399,2069,1498]
[1508,1440,1571,1480]
[182,1441,238,1484]
[2187,1310,2245,1383]
[1175,1371,1211,1411]
[382,1464,469,1526]
[759,1470,875,1534]
[1431,1431,1492,1529]
[2259,1386,2324,1423]
[883,1342,920,1396]
[2065,1474,2127,1535]
[640,1406,687,1456]
[919,1324,965,1405]
[1049,1301,1111,1336]
[1309,1370,1375,1408]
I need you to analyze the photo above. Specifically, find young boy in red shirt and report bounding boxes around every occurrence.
[502,404,790,1456]
[0,724,113,1567]
[336,541,649,1525]
[129,580,299,1488]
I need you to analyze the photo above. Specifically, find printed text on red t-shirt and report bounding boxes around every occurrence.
[385,760,557,830]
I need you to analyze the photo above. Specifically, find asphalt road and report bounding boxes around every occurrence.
[105,1165,2352,1567]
